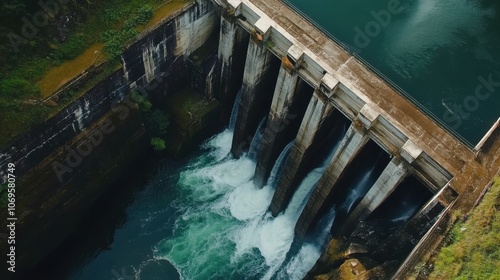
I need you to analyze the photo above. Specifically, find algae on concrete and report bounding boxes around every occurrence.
[164,89,221,158]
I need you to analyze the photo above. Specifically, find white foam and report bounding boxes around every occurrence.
[204,129,233,160]
[228,183,274,221]
[155,130,337,279]
[284,244,321,280]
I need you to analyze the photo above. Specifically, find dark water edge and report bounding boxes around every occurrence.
[21,150,191,280]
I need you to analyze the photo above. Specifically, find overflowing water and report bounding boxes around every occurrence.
[248,117,267,161]
[267,141,294,188]
[148,118,347,280]
[229,88,243,131]
[35,109,424,280]
[339,152,384,215]
[145,111,347,280]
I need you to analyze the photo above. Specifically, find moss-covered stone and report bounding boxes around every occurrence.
[164,89,221,158]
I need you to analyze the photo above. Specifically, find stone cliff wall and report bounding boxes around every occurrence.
[0,0,218,276]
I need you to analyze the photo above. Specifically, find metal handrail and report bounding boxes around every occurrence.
[282,0,474,148]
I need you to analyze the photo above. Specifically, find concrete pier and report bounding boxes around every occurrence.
[295,123,369,236]
[231,39,279,157]
[254,64,300,186]
[270,91,336,215]
[335,158,408,237]
[217,15,249,120]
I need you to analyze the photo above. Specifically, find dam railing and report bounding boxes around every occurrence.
[282,0,474,149]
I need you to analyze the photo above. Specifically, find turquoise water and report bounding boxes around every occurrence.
[33,129,337,280]
[286,0,500,145]
[153,130,339,279]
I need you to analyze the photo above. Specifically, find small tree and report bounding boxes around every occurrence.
[150,137,166,151]
[143,108,169,136]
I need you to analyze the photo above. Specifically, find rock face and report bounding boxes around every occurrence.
[0,0,219,276]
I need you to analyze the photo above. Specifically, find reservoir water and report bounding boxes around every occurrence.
[286,0,500,145]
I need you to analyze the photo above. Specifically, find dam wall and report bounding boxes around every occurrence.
[0,0,497,277]
[212,0,500,278]
[0,0,218,275]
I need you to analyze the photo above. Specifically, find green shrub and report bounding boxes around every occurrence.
[143,108,169,136]
[103,8,123,23]
[58,34,87,60]
[102,5,152,58]
[130,90,152,110]
[102,30,126,58]
[135,5,154,25]
[0,78,40,98]
[150,137,166,151]
[130,90,169,137]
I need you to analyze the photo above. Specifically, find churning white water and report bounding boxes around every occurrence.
[152,125,344,279]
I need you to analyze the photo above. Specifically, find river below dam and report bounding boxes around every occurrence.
[286,0,500,145]
[28,127,341,280]
[28,124,425,279]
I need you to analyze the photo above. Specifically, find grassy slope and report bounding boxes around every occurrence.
[429,177,500,280]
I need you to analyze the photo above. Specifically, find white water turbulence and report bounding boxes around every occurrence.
[152,120,344,279]
[232,124,345,280]
[150,129,296,279]
[152,108,350,280]
[279,207,336,280]
[272,124,347,280]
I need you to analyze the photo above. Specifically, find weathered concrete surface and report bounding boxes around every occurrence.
[270,92,335,216]
[216,15,250,122]
[239,0,499,194]
[217,0,500,276]
[373,188,447,264]
[254,65,300,186]
[0,1,220,275]
[0,108,148,277]
[336,158,408,237]
[295,123,369,236]
[231,40,279,157]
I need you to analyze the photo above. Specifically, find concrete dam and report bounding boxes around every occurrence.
[213,0,499,277]
[1,0,499,279]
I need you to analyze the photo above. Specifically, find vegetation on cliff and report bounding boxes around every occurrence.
[131,90,169,151]
[429,177,500,279]
[0,0,190,149]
